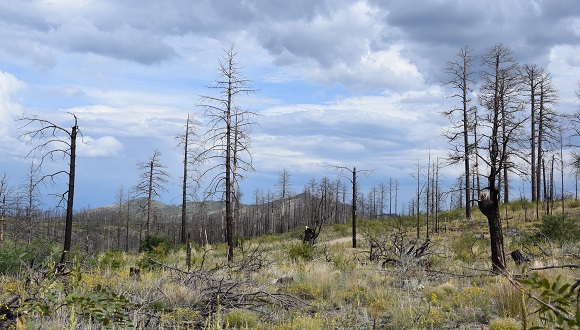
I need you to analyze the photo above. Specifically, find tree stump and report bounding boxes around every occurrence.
[129,267,141,279]
[510,250,529,265]
[303,226,315,245]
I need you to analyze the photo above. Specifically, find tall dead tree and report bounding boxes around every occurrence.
[477,44,523,272]
[20,113,79,264]
[328,165,372,248]
[521,64,542,205]
[276,168,293,232]
[134,149,170,236]
[442,45,477,220]
[176,113,202,244]
[0,172,10,242]
[199,45,256,263]
[536,72,559,214]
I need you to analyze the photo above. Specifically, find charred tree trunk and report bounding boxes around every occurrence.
[61,122,77,264]
[478,186,506,272]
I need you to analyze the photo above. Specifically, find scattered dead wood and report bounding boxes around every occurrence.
[366,231,433,269]
[144,246,312,327]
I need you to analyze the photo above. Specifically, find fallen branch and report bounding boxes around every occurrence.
[530,264,580,271]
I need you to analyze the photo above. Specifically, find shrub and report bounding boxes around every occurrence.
[535,214,580,244]
[138,235,173,269]
[139,235,172,254]
[288,243,314,261]
[98,250,125,270]
[568,199,580,208]
[451,232,477,262]
[0,240,36,274]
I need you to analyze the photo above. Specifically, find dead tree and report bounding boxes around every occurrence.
[327,165,372,248]
[176,113,202,244]
[134,150,170,236]
[19,113,79,264]
[477,43,524,272]
[442,45,477,220]
[198,44,257,263]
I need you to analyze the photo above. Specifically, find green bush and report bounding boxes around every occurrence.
[568,199,580,208]
[451,232,477,262]
[535,214,580,244]
[98,250,125,270]
[138,235,173,270]
[288,243,314,261]
[0,240,37,274]
[509,197,532,212]
[139,235,172,254]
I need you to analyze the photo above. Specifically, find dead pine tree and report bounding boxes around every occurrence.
[328,165,372,248]
[19,113,80,265]
[442,45,477,221]
[477,43,525,272]
[176,113,203,245]
[134,150,170,236]
[198,44,257,263]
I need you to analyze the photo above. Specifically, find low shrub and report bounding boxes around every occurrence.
[451,232,477,262]
[138,235,174,269]
[98,250,125,270]
[535,214,580,244]
[0,240,37,274]
[139,235,172,254]
[288,243,314,261]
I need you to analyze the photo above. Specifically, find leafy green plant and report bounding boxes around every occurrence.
[0,240,35,274]
[139,235,172,254]
[64,283,134,328]
[98,250,125,270]
[288,243,314,261]
[20,260,134,329]
[535,214,580,244]
[518,272,580,329]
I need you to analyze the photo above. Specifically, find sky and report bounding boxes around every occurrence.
[1,0,580,211]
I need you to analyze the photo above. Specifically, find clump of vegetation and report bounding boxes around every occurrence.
[0,240,37,274]
[137,235,174,269]
[535,214,580,244]
[288,242,314,261]
[98,250,125,270]
[139,235,173,254]
[488,317,520,330]
[225,309,258,328]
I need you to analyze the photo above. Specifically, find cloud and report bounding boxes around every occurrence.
[0,72,27,157]
[48,18,177,64]
[77,136,124,158]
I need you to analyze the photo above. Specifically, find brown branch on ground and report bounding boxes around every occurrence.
[529,264,580,271]
[144,247,312,327]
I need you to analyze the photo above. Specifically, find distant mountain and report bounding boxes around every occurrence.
[87,197,228,217]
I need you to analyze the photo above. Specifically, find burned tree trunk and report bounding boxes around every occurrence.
[478,189,506,272]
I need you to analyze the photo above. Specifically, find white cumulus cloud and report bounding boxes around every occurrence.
[77,135,124,158]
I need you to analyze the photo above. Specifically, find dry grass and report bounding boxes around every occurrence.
[1,201,579,329]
